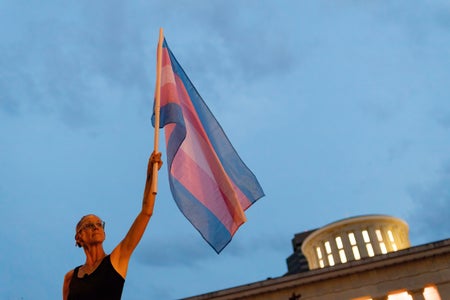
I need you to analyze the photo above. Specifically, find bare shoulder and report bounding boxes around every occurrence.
[63,269,74,300]
[64,269,74,282]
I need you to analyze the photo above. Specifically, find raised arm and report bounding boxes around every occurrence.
[110,151,162,278]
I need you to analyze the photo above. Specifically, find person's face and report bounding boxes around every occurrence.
[76,215,106,247]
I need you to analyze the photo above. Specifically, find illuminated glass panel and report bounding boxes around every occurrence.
[325,241,332,254]
[376,229,383,241]
[352,245,361,260]
[387,291,412,300]
[334,236,347,263]
[316,247,323,259]
[339,249,347,263]
[348,232,361,260]
[366,243,375,257]
[316,247,324,268]
[380,242,388,254]
[388,230,395,241]
[328,254,335,266]
[362,230,370,243]
[361,230,375,256]
[423,285,442,300]
[374,229,387,254]
[348,232,356,245]
[388,230,398,251]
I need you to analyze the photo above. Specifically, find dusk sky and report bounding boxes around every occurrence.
[1,1,450,299]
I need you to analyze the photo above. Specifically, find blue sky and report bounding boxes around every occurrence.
[1,1,450,299]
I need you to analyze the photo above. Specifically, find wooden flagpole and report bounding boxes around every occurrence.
[151,27,164,195]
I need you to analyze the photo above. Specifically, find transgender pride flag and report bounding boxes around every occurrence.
[153,39,264,253]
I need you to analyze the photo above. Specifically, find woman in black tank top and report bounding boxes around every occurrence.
[62,152,162,300]
[68,255,124,300]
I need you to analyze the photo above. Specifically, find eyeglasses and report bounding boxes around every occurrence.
[78,221,105,233]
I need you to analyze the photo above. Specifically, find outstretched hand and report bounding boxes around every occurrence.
[142,151,163,216]
[149,151,163,172]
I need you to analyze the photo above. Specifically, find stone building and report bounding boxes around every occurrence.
[182,215,449,300]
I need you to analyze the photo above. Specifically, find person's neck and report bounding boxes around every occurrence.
[84,245,107,267]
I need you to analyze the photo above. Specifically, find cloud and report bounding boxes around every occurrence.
[371,0,450,48]
[157,1,297,87]
[407,162,450,244]
[135,229,289,269]
[135,235,215,268]
[0,2,154,128]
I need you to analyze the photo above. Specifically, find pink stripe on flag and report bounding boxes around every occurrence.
[173,75,249,220]
[171,149,244,233]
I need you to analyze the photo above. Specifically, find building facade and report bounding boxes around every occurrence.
[183,215,449,300]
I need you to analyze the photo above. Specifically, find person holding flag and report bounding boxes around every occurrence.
[62,26,264,299]
[62,151,162,300]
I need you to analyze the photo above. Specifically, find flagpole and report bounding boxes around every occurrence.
[151,27,164,195]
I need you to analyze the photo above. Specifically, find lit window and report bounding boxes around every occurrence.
[348,232,361,260]
[362,230,375,257]
[325,241,332,254]
[316,247,323,259]
[376,229,387,254]
[366,243,375,257]
[362,230,370,243]
[387,291,412,300]
[387,230,394,241]
[324,241,335,266]
[328,254,335,266]
[348,232,357,245]
[316,247,324,268]
[388,230,398,251]
[423,285,442,300]
[335,236,347,263]
[339,249,347,263]
[375,230,383,241]
[352,246,361,260]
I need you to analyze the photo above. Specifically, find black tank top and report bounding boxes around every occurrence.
[68,255,125,300]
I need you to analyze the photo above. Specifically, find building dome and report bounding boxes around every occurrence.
[301,215,410,270]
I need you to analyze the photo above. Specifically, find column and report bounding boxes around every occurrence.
[408,288,425,300]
